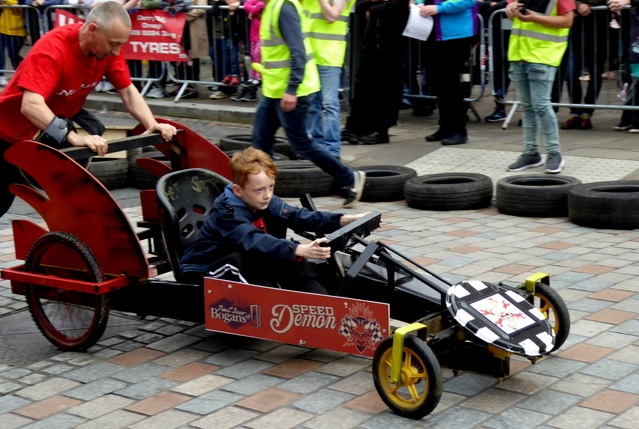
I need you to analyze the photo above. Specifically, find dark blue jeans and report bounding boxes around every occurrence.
[252,93,354,188]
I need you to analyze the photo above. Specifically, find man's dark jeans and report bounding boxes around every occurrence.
[251,93,354,189]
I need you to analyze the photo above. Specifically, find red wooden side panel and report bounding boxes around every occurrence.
[136,157,173,179]
[11,219,48,260]
[4,141,151,279]
[204,278,390,358]
[132,119,232,180]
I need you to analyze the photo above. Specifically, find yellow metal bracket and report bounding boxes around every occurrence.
[524,272,550,294]
[390,322,428,384]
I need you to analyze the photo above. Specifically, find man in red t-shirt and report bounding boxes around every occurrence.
[0,1,177,217]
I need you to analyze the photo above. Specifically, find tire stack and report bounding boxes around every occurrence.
[404,173,493,210]
[568,181,639,229]
[496,175,581,217]
[88,157,129,190]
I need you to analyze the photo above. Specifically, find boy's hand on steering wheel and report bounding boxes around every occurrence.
[295,238,331,260]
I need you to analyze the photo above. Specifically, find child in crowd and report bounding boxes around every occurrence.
[0,0,28,86]
[231,0,262,102]
[179,147,372,292]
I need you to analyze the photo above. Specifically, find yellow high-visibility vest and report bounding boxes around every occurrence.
[508,0,570,67]
[302,0,355,67]
[259,0,320,98]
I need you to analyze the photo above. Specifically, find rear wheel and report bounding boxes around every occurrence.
[24,232,109,351]
[533,282,570,352]
[372,335,442,419]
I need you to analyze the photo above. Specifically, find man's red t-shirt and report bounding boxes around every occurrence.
[0,23,132,143]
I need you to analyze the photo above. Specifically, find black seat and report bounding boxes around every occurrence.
[156,168,231,282]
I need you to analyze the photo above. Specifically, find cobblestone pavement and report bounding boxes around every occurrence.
[0,96,638,429]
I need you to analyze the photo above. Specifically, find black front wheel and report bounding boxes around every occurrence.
[372,335,443,419]
[533,282,570,352]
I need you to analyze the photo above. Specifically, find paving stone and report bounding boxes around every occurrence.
[215,359,275,379]
[481,407,552,429]
[109,362,172,383]
[244,407,313,429]
[580,359,639,381]
[304,407,372,429]
[67,394,135,419]
[316,355,370,377]
[18,413,86,429]
[63,378,128,401]
[419,406,492,429]
[175,390,243,415]
[14,395,82,420]
[261,358,323,379]
[255,344,310,363]
[124,391,191,416]
[17,373,47,385]
[344,389,388,415]
[235,387,301,413]
[516,389,582,414]
[292,389,354,413]
[580,389,639,414]
[16,377,81,401]
[360,411,420,429]
[329,371,377,396]
[607,405,639,429]
[107,348,165,367]
[172,373,234,396]
[74,409,146,429]
[127,409,198,429]
[610,374,639,395]
[0,413,33,429]
[0,394,32,413]
[146,333,202,353]
[278,371,340,394]
[558,343,615,363]
[160,362,218,382]
[42,364,74,375]
[442,372,497,396]
[222,373,283,395]
[64,362,124,383]
[461,387,527,413]
[551,373,612,397]
[546,406,615,429]
[496,372,559,395]
[153,349,211,368]
[203,348,259,366]
[525,356,588,378]
[0,380,22,395]
[115,378,179,400]
[190,406,259,429]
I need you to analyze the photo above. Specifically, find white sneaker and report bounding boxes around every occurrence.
[342,170,366,208]
[0,76,9,86]
[94,80,105,92]
[209,90,229,99]
[145,86,166,99]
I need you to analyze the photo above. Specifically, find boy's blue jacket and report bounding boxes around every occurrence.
[179,185,342,277]
[431,0,478,41]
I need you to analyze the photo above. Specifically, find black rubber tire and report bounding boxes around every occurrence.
[533,282,571,353]
[224,150,290,162]
[373,335,443,419]
[496,175,581,217]
[219,134,298,160]
[568,180,639,229]
[404,173,493,210]
[24,232,109,352]
[87,157,129,190]
[274,160,335,197]
[128,150,171,190]
[359,165,417,202]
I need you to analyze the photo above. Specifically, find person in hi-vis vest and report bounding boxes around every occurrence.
[505,0,575,174]
[250,0,366,208]
[302,0,356,156]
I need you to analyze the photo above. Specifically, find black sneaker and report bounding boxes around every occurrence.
[441,133,467,145]
[507,153,544,172]
[342,170,366,208]
[425,130,449,142]
[485,110,506,122]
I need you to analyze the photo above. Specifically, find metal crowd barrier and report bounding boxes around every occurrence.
[487,6,636,128]
[0,4,41,82]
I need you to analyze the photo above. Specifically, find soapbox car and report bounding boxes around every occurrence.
[0,121,570,419]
